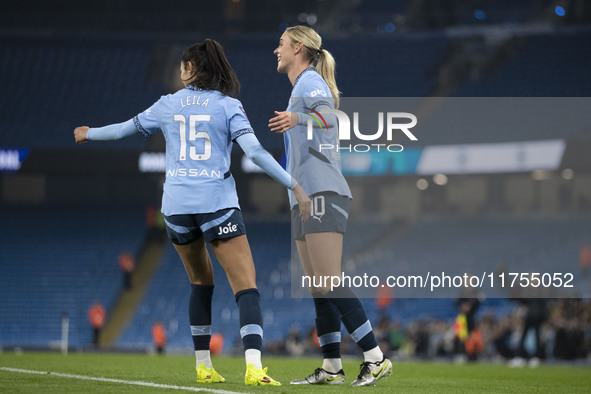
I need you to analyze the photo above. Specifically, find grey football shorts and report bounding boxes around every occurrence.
[291,192,351,240]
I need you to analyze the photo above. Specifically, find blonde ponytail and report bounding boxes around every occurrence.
[316,48,340,109]
[285,25,341,109]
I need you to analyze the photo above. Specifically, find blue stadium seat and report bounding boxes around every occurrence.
[0,205,145,347]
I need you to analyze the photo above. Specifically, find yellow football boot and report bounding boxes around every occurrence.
[244,363,281,386]
[196,363,225,383]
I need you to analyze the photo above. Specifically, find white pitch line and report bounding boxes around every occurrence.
[0,367,250,394]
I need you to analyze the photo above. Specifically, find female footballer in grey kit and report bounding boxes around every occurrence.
[269,25,392,386]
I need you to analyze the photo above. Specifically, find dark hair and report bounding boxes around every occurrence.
[181,39,240,98]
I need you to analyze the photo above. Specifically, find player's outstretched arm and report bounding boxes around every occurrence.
[74,126,90,144]
[73,119,138,144]
[268,111,298,134]
[268,107,336,135]
[291,184,311,222]
[235,132,311,221]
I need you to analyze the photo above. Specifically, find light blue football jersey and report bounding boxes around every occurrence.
[134,85,253,216]
[285,68,352,207]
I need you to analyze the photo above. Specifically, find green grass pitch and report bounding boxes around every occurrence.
[1,351,590,393]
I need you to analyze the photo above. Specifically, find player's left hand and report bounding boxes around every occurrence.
[292,184,311,223]
[268,111,297,134]
[74,126,90,144]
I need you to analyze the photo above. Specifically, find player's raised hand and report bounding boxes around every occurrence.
[292,184,311,222]
[268,111,297,134]
[74,126,90,144]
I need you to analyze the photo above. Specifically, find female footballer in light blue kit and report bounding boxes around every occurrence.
[74,39,311,386]
[269,26,392,386]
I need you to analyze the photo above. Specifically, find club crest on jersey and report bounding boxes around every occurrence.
[239,106,248,120]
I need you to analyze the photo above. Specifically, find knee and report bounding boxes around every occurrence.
[189,271,214,286]
[190,279,214,286]
[228,272,256,293]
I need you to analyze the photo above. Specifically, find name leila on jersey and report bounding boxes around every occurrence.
[180,95,210,108]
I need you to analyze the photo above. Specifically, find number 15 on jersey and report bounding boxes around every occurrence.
[175,114,212,161]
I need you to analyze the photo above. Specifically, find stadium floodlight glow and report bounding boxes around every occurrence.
[561,168,574,180]
[138,152,166,172]
[0,148,29,172]
[433,173,448,186]
[474,10,486,20]
[417,140,566,175]
[531,169,552,181]
[555,6,566,16]
[416,178,429,191]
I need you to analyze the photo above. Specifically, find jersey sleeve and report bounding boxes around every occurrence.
[227,99,254,141]
[293,75,336,127]
[236,133,297,190]
[133,97,166,138]
[87,119,138,140]
[297,75,330,100]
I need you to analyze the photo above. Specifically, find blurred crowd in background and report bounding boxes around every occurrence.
[266,298,591,365]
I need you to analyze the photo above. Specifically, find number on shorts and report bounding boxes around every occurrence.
[311,195,325,217]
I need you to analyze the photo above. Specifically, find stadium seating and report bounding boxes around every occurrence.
[113,214,590,353]
[453,31,591,97]
[1,205,587,351]
[0,205,145,347]
[3,28,588,151]
[0,32,449,151]
[352,215,591,299]
[0,37,162,150]
[454,0,545,26]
